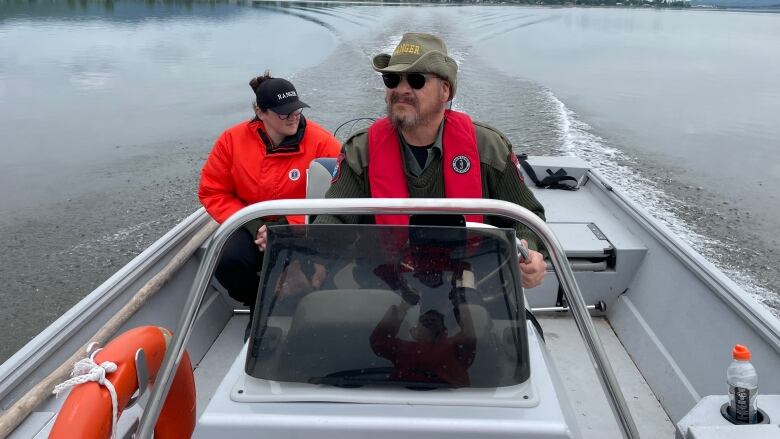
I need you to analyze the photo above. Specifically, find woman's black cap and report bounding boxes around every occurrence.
[255,78,310,114]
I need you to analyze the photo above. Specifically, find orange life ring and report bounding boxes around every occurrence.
[49,326,196,439]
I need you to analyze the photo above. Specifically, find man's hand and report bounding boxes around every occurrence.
[400,284,420,306]
[519,239,546,289]
[311,263,327,290]
[254,225,267,251]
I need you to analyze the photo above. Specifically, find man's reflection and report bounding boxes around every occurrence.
[369,272,477,387]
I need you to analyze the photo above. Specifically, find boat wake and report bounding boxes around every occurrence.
[546,90,778,317]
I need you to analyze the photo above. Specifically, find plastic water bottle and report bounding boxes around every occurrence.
[727,344,758,423]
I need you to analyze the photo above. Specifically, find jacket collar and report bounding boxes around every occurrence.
[253,116,308,155]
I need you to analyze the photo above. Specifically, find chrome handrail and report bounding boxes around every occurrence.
[136,198,640,439]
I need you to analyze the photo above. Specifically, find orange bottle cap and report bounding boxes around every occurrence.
[733,344,751,361]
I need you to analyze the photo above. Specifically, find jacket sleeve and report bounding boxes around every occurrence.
[198,131,247,224]
[474,121,546,253]
[318,130,342,158]
[496,152,546,253]
[369,305,405,360]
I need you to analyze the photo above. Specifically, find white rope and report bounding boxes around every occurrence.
[53,348,119,439]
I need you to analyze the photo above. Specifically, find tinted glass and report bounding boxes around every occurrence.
[245,224,529,389]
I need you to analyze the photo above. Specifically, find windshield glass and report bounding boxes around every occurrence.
[245,223,529,389]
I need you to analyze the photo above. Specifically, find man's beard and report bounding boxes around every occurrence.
[387,93,442,130]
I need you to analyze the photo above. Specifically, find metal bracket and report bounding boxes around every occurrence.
[532,300,607,313]
[126,348,149,409]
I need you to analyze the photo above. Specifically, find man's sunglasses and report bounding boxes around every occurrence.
[382,72,437,90]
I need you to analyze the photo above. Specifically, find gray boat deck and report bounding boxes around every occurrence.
[539,315,675,438]
[192,314,676,437]
[194,315,250,416]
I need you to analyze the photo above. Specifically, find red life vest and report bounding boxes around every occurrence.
[367,110,483,225]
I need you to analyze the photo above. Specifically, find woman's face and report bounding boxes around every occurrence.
[258,107,302,144]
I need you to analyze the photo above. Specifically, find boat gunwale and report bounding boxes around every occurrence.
[585,168,780,353]
[0,208,211,403]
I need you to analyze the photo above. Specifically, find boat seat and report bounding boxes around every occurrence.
[305,158,339,224]
[273,288,497,387]
[274,289,400,382]
[306,158,338,200]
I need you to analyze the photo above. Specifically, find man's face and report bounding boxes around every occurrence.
[385,72,450,130]
[411,310,446,342]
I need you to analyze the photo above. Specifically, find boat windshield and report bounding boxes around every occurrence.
[245,223,530,389]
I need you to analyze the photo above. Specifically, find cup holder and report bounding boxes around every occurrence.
[720,403,770,425]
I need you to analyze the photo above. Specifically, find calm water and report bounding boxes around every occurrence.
[1,1,778,362]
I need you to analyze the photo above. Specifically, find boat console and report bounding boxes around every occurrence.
[195,223,579,437]
[195,323,576,438]
[133,198,638,439]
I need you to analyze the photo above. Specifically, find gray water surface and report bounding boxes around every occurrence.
[1,2,778,362]
[475,7,780,310]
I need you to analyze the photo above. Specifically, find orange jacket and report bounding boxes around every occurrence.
[198,118,341,225]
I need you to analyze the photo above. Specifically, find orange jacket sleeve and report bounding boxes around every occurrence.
[198,131,247,224]
[318,130,342,158]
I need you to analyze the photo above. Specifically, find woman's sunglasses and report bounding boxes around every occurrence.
[382,72,437,90]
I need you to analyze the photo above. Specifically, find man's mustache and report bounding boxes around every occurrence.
[389,93,417,106]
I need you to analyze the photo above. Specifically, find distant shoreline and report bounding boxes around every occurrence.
[8,0,778,12]
[240,0,780,11]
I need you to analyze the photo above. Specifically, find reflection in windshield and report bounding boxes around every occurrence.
[369,284,477,387]
[246,224,530,389]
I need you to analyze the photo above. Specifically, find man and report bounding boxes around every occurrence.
[261,33,547,288]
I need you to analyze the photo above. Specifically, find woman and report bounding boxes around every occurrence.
[198,72,341,314]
